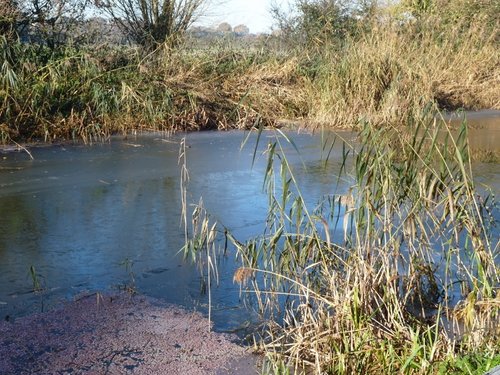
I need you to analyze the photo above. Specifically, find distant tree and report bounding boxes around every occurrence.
[402,0,499,30]
[216,22,232,33]
[17,0,90,48]
[271,0,377,48]
[96,0,209,49]
[233,24,249,36]
[83,16,128,45]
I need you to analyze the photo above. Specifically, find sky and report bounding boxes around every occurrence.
[200,0,277,34]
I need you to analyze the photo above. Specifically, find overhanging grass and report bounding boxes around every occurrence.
[0,39,306,143]
[233,114,498,373]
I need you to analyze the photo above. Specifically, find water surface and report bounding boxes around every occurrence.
[0,114,498,331]
[0,131,352,330]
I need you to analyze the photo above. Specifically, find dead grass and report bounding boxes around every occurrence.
[1,12,498,142]
[306,20,500,129]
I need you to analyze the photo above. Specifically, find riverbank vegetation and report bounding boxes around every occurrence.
[1,0,499,144]
[255,115,498,374]
[185,112,499,374]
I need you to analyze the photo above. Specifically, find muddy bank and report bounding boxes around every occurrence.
[0,293,259,374]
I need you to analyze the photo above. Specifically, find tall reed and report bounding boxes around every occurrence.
[226,110,498,373]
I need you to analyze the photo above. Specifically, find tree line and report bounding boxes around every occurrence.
[2,0,496,51]
[0,0,208,49]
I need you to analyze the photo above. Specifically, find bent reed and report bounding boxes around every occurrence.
[245,112,498,374]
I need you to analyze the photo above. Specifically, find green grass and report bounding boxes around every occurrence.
[437,353,500,374]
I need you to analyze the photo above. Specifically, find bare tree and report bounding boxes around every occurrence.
[96,0,209,49]
[17,0,90,48]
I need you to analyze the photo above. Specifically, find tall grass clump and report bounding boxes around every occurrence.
[0,37,308,144]
[226,109,498,373]
[306,16,500,128]
[0,43,182,142]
